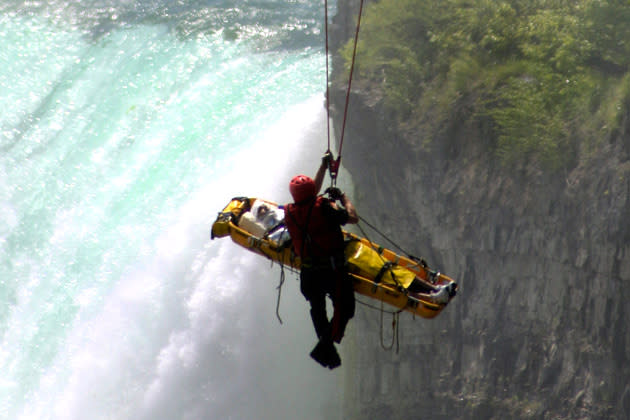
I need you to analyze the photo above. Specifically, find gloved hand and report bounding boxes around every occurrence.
[325,187,344,201]
[322,151,334,166]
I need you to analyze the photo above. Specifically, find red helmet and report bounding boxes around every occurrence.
[289,175,316,203]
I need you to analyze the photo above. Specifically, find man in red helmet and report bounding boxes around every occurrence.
[284,153,358,369]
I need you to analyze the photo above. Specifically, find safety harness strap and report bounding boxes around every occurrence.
[374,261,395,285]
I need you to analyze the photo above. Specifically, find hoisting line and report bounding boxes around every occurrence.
[324,0,365,186]
[324,0,332,156]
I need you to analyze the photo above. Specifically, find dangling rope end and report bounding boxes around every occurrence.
[275,265,286,324]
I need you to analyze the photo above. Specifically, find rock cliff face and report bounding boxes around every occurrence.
[330,2,630,419]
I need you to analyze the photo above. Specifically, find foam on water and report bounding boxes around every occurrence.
[0,2,345,419]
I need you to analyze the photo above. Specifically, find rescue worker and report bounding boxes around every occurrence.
[284,153,358,369]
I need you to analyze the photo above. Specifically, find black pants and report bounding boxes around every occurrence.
[300,263,355,344]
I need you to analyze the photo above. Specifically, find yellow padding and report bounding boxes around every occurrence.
[211,213,231,238]
[211,198,249,238]
[344,241,415,289]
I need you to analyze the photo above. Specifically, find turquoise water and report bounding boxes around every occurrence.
[1,1,344,419]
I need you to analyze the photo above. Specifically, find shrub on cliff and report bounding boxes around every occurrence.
[339,0,630,170]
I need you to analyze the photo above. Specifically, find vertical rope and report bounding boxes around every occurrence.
[324,0,332,154]
[337,0,365,160]
[323,0,365,187]
[379,298,401,353]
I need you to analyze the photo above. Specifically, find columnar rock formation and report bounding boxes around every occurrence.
[330,1,630,418]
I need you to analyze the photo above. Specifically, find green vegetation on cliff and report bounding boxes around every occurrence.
[341,0,630,169]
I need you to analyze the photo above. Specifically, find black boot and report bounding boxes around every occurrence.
[310,339,341,369]
[309,340,329,367]
[324,342,341,370]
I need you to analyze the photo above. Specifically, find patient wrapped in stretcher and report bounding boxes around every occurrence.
[238,200,290,245]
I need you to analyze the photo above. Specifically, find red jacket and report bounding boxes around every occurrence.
[284,196,348,259]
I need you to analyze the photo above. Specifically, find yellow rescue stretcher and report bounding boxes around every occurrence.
[211,197,457,319]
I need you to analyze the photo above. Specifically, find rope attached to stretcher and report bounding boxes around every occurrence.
[356,218,405,290]
[358,215,428,270]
